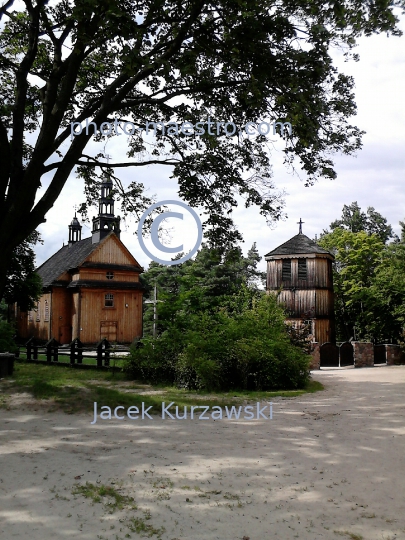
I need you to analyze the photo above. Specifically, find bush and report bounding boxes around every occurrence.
[125,294,311,391]
[0,319,18,354]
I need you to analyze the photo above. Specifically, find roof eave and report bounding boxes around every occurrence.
[265,252,334,261]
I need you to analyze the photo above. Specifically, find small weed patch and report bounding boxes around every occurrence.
[127,515,165,538]
[72,482,137,511]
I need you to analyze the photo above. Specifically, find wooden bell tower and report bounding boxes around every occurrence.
[265,220,335,344]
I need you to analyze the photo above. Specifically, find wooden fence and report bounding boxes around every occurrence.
[20,337,120,370]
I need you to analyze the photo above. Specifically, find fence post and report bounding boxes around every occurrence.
[70,339,76,365]
[96,338,110,368]
[45,338,59,362]
[70,338,83,365]
[25,337,37,360]
[26,337,32,360]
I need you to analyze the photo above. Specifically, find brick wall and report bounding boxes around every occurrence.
[386,344,405,365]
[352,342,374,368]
[310,342,320,370]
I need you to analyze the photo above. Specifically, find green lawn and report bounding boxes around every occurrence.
[0,361,323,415]
[18,351,127,368]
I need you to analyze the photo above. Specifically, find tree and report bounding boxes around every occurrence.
[2,232,42,313]
[317,228,385,341]
[141,243,264,336]
[366,242,405,342]
[1,0,404,298]
[328,201,396,244]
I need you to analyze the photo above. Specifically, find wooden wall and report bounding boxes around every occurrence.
[285,317,335,345]
[267,255,335,344]
[77,289,143,343]
[87,235,141,267]
[15,292,52,341]
[50,288,72,343]
[72,268,139,282]
[267,257,332,290]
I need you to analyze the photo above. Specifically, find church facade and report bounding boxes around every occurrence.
[265,222,335,345]
[15,176,144,345]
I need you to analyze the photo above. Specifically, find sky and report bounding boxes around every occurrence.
[34,13,405,273]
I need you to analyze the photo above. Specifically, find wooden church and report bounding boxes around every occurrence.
[265,220,335,345]
[15,176,144,345]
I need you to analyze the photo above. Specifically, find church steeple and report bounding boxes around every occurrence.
[68,212,82,247]
[91,173,121,244]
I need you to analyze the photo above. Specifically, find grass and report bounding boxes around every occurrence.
[18,350,127,368]
[127,515,165,538]
[0,361,323,414]
[72,482,164,538]
[72,482,137,511]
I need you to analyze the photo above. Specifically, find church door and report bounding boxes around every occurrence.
[100,321,117,343]
[59,325,72,344]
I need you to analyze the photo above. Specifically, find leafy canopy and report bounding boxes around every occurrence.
[1,0,404,296]
[2,232,43,311]
[318,203,405,342]
[141,243,264,336]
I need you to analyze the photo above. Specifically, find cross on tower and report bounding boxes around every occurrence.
[105,153,112,164]
[73,204,77,217]
[297,218,304,234]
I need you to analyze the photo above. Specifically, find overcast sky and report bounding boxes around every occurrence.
[35,13,405,273]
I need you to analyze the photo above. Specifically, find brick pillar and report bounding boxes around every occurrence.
[386,344,405,365]
[352,342,374,368]
[310,342,320,370]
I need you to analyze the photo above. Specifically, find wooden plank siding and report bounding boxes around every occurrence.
[15,233,144,345]
[267,256,332,290]
[77,289,142,343]
[86,234,141,267]
[266,253,335,344]
[71,269,140,282]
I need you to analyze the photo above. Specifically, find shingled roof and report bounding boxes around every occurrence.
[36,237,98,287]
[265,233,333,258]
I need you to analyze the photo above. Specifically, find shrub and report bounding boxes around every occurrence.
[0,319,18,354]
[125,294,311,391]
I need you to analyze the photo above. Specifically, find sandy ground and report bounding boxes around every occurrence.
[1,366,405,540]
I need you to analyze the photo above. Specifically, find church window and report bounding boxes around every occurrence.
[282,259,291,280]
[105,293,114,307]
[28,311,33,322]
[36,302,40,321]
[106,272,114,280]
[298,259,307,280]
[44,301,49,322]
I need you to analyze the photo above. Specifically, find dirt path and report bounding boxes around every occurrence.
[1,366,404,540]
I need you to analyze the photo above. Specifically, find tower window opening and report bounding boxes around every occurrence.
[282,259,291,281]
[106,272,114,280]
[298,259,307,280]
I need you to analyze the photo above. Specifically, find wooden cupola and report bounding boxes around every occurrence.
[68,213,82,246]
[92,174,121,244]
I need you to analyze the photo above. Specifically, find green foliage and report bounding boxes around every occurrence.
[328,201,396,244]
[2,232,42,311]
[318,228,385,341]
[0,319,17,353]
[126,294,310,391]
[318,203,405,343]
[141,244,264,336]
[1,0,404,299]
